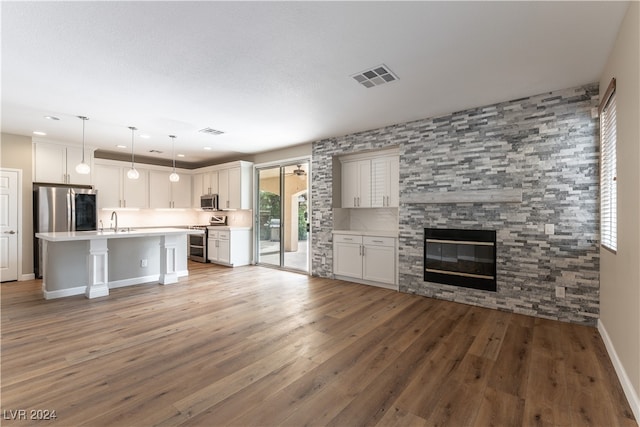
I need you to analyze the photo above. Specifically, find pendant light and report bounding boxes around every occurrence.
[168,135,179,182]
[127,126,139,179]
[75,116,91,174]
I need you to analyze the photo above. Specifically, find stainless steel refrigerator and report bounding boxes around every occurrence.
[33,184,98,278]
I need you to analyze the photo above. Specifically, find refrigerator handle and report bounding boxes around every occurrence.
[68,191,75,231]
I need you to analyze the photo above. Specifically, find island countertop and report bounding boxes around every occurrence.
[36,227,203,242]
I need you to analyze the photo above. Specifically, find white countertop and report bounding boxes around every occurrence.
[332,229,398,237]
[207,226,252,231]
[36,227,203,242]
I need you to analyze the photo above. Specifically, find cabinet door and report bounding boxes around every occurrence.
[171,175,192,208]
[34,143,67,183]
[341,160,370,208]
[93,164,122,209]
[207,238,219,261]
[363,244,395,284]
[218,238,231,264]
[192,173,205,207]
[227,167,242,209]
[341,161,359,208]
[123,169,148,209]
[149,171,171,208]
[218,169,230,209]
[208,171,219,196]
[65,146,92,186]
[371,156,399,207]
[333,241,362,278]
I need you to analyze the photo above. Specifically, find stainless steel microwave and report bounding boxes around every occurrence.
[200,194,218,211]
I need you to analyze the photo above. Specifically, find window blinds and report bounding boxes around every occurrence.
[600,79,617,252]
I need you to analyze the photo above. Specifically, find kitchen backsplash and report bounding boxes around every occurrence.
[333,208,398,232]
[97,209,253,228]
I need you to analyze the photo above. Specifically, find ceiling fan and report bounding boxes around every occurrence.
[285,164,307,177]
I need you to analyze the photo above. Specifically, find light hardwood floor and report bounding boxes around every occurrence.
[1,262,636,426]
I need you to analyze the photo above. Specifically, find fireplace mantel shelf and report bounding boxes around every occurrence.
[401,189,523,204]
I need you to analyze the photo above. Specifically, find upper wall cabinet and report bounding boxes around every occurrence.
[193,161,253,210]
[93,162,149,209]
[340,149,399,208]
[33,141,93,186]
[149,170,192,209]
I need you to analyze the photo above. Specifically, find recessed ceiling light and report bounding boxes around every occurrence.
[203,147,212,150]
[33,131,47,136]
[116,145,127,149]
[44,116,60,121]
[139,134,150,139]
[177,154,185,158]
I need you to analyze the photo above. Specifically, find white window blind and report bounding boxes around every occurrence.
[600,78,617,252]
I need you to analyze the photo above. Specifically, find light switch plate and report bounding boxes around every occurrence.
[545,224,555,235]
[555,286,565,298]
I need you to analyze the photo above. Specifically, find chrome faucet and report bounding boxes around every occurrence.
[110,211,118,232]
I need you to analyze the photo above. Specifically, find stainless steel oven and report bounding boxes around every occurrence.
[189,226,208,262]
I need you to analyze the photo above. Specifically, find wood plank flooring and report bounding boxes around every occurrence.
[1,262,636,426]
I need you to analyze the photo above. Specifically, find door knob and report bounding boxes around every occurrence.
[4,230,16,234]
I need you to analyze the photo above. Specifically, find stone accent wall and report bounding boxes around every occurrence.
[311,83,600,325]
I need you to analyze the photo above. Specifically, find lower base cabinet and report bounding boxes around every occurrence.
[333,233,397,288]
[207,228,251,267]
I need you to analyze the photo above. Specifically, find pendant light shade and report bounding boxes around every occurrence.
[75,116,91,174]
[168,135,179,182]
[127,126,139,180]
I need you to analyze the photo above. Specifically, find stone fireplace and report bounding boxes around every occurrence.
[424,228,497,292]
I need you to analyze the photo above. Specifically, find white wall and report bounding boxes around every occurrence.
[598,2,640,419]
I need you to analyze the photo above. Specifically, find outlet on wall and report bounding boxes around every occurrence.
[545,224,555,235]
[140,259,148,268]
[555,286,565,298]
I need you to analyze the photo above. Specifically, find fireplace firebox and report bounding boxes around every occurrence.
[424,228,497,292]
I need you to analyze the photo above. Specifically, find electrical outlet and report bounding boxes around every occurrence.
[140,259,148,268]
[545,224,555,235]
[555,286,565,298]
[321,256,326,265]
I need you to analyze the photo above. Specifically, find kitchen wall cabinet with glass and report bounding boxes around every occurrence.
[339,148,399,208]
[93,161,149,209]
[33,140,93,186]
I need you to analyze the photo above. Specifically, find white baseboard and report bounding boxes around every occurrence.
[43,285,85,300]
[598,319,640,422]
[20,273,35,281]
[109,275,160,289]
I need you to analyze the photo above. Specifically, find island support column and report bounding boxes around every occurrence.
[160,234,178,285]
[86,238,109,298]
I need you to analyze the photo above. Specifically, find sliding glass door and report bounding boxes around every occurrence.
[256,160,309,272]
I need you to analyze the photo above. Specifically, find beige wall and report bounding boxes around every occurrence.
[252,142,311,165]
[599,1,640,415]
[0,133,34,277]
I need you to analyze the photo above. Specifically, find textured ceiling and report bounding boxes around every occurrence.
[1,1,629,164]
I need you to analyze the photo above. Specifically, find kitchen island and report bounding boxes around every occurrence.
[36,228,203,299]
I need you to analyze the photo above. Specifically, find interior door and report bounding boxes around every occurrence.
[0,170,19,282]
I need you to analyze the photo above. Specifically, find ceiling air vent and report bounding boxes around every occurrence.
[351,64,398,88]
[199,127,225,136]
[149,149,163,154]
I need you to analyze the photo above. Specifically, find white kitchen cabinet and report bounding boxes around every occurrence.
[93,162,148,209]
[341,160,371,208]
[333,234,364,277]
[371,155,399,208]
[207,228,251,266]
[34,141,92,185]
[192,171,219,207]
[149,171,191,208]
[333,233,397,288]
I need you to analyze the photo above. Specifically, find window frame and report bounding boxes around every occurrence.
[599,77,617,253]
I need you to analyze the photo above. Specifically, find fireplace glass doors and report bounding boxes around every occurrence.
[424,228,497,292]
